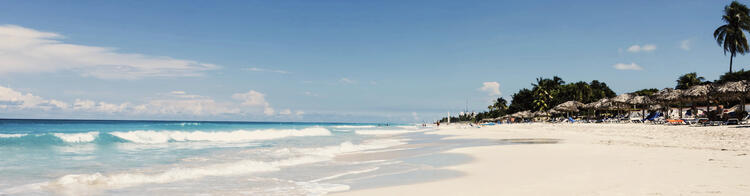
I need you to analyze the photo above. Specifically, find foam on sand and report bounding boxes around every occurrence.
[14,139,406,195]
[355,129,421,135]
[331,125,376,129]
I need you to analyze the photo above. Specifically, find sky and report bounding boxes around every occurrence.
[0,0,747,123]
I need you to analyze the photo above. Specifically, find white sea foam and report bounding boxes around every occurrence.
[355,129,420,135]
[294,181,350,196]
[310,167,379,182]
[331,125,376,129]
[109,127,331,144]
[35,139,405,194]
[0,133,27,138]
[52,132,99,143]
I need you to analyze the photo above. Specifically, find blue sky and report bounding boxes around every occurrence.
[0,0,746,122]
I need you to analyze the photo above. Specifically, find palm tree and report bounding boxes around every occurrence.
[714,1,750,73]
[675,72,705,90]
[531,77,563,111]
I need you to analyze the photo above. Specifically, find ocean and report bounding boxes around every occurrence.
[0,119,443,195]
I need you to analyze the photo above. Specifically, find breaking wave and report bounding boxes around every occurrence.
[0,127,332,145]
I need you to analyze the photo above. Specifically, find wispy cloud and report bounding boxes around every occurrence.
[339,78,356,84]
[304,91,319,97]
[478,82,501,96]
[0,85,303,117]
[680,39,691,51]
[613,62,643,71]
[0,25,218,79]
[626,44,656,53]
[244,67,290,74]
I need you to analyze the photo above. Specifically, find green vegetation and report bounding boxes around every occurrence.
[714,1,750,73]
[675,72,707,90]
[632,88,659,96]
[439,1,750,123]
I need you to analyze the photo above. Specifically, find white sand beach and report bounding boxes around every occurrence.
[334,123,750,195]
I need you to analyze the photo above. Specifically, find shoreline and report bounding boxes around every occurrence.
[333,123,750,195]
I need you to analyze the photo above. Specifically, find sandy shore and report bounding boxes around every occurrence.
[333,123,750,195]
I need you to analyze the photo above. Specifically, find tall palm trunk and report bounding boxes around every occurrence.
[730,53,735,73]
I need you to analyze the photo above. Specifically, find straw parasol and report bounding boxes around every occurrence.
[553,101,584,112]
[715,80,748,94]
[611,93,635,104]
[510,111,534,120]
[715,80,749,113]
[533,110,550,117]
[653,88,683,102]
[683,84,714,115]
[652,88,684,118]
[683,84,713,98]
[519,110,534,118]
[628,95,653,105]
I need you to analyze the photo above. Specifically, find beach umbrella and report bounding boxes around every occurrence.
[611,93,635,103]
[553,101,584,113]
[653,88,683,102]
[682,84,714,116]
[533,110,550,117]
[652,88,684,118]
[628,95,653,105]
[715,80,749,113]
[548,108,563,114]
[520,110,534,118]
[627,95,653,119]
[587,98,613,110]
[715,80,748,94]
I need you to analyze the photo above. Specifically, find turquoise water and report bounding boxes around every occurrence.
[0,119,420,195]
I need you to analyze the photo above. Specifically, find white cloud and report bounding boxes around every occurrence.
[0,25,218,79]
[232,90,275,115]
[339,78,356,84]
[165,91,204,99]
[613,62,643,71]
[412,112,419,121]
[244,67,289,74]
[73,99,128,113]
[0,85,67,110]
[680,39,691,51]
[295,111,305,116]
[626,44,656,53]
[303,91,319,97]
[1,85,293,117]
[133,99,238,116]
[279,109,292,115]
[478,82,501,96]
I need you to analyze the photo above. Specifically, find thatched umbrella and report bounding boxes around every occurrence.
[611,93,636,110]
[519,110,534,118]
[533,110,550,117]
[552,101,584,118]
[652,88,684,118]
[510,111,533,121]
[553,101,584,113]
[628,95,654,118]
[612,93,635,103]
[683,84,714,116]
[715,80,749,114]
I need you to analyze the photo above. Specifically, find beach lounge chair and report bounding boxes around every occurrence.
[567,117,576,123]
[667,119,684,125]
[741,115,750,125]
[726,118,739,125]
